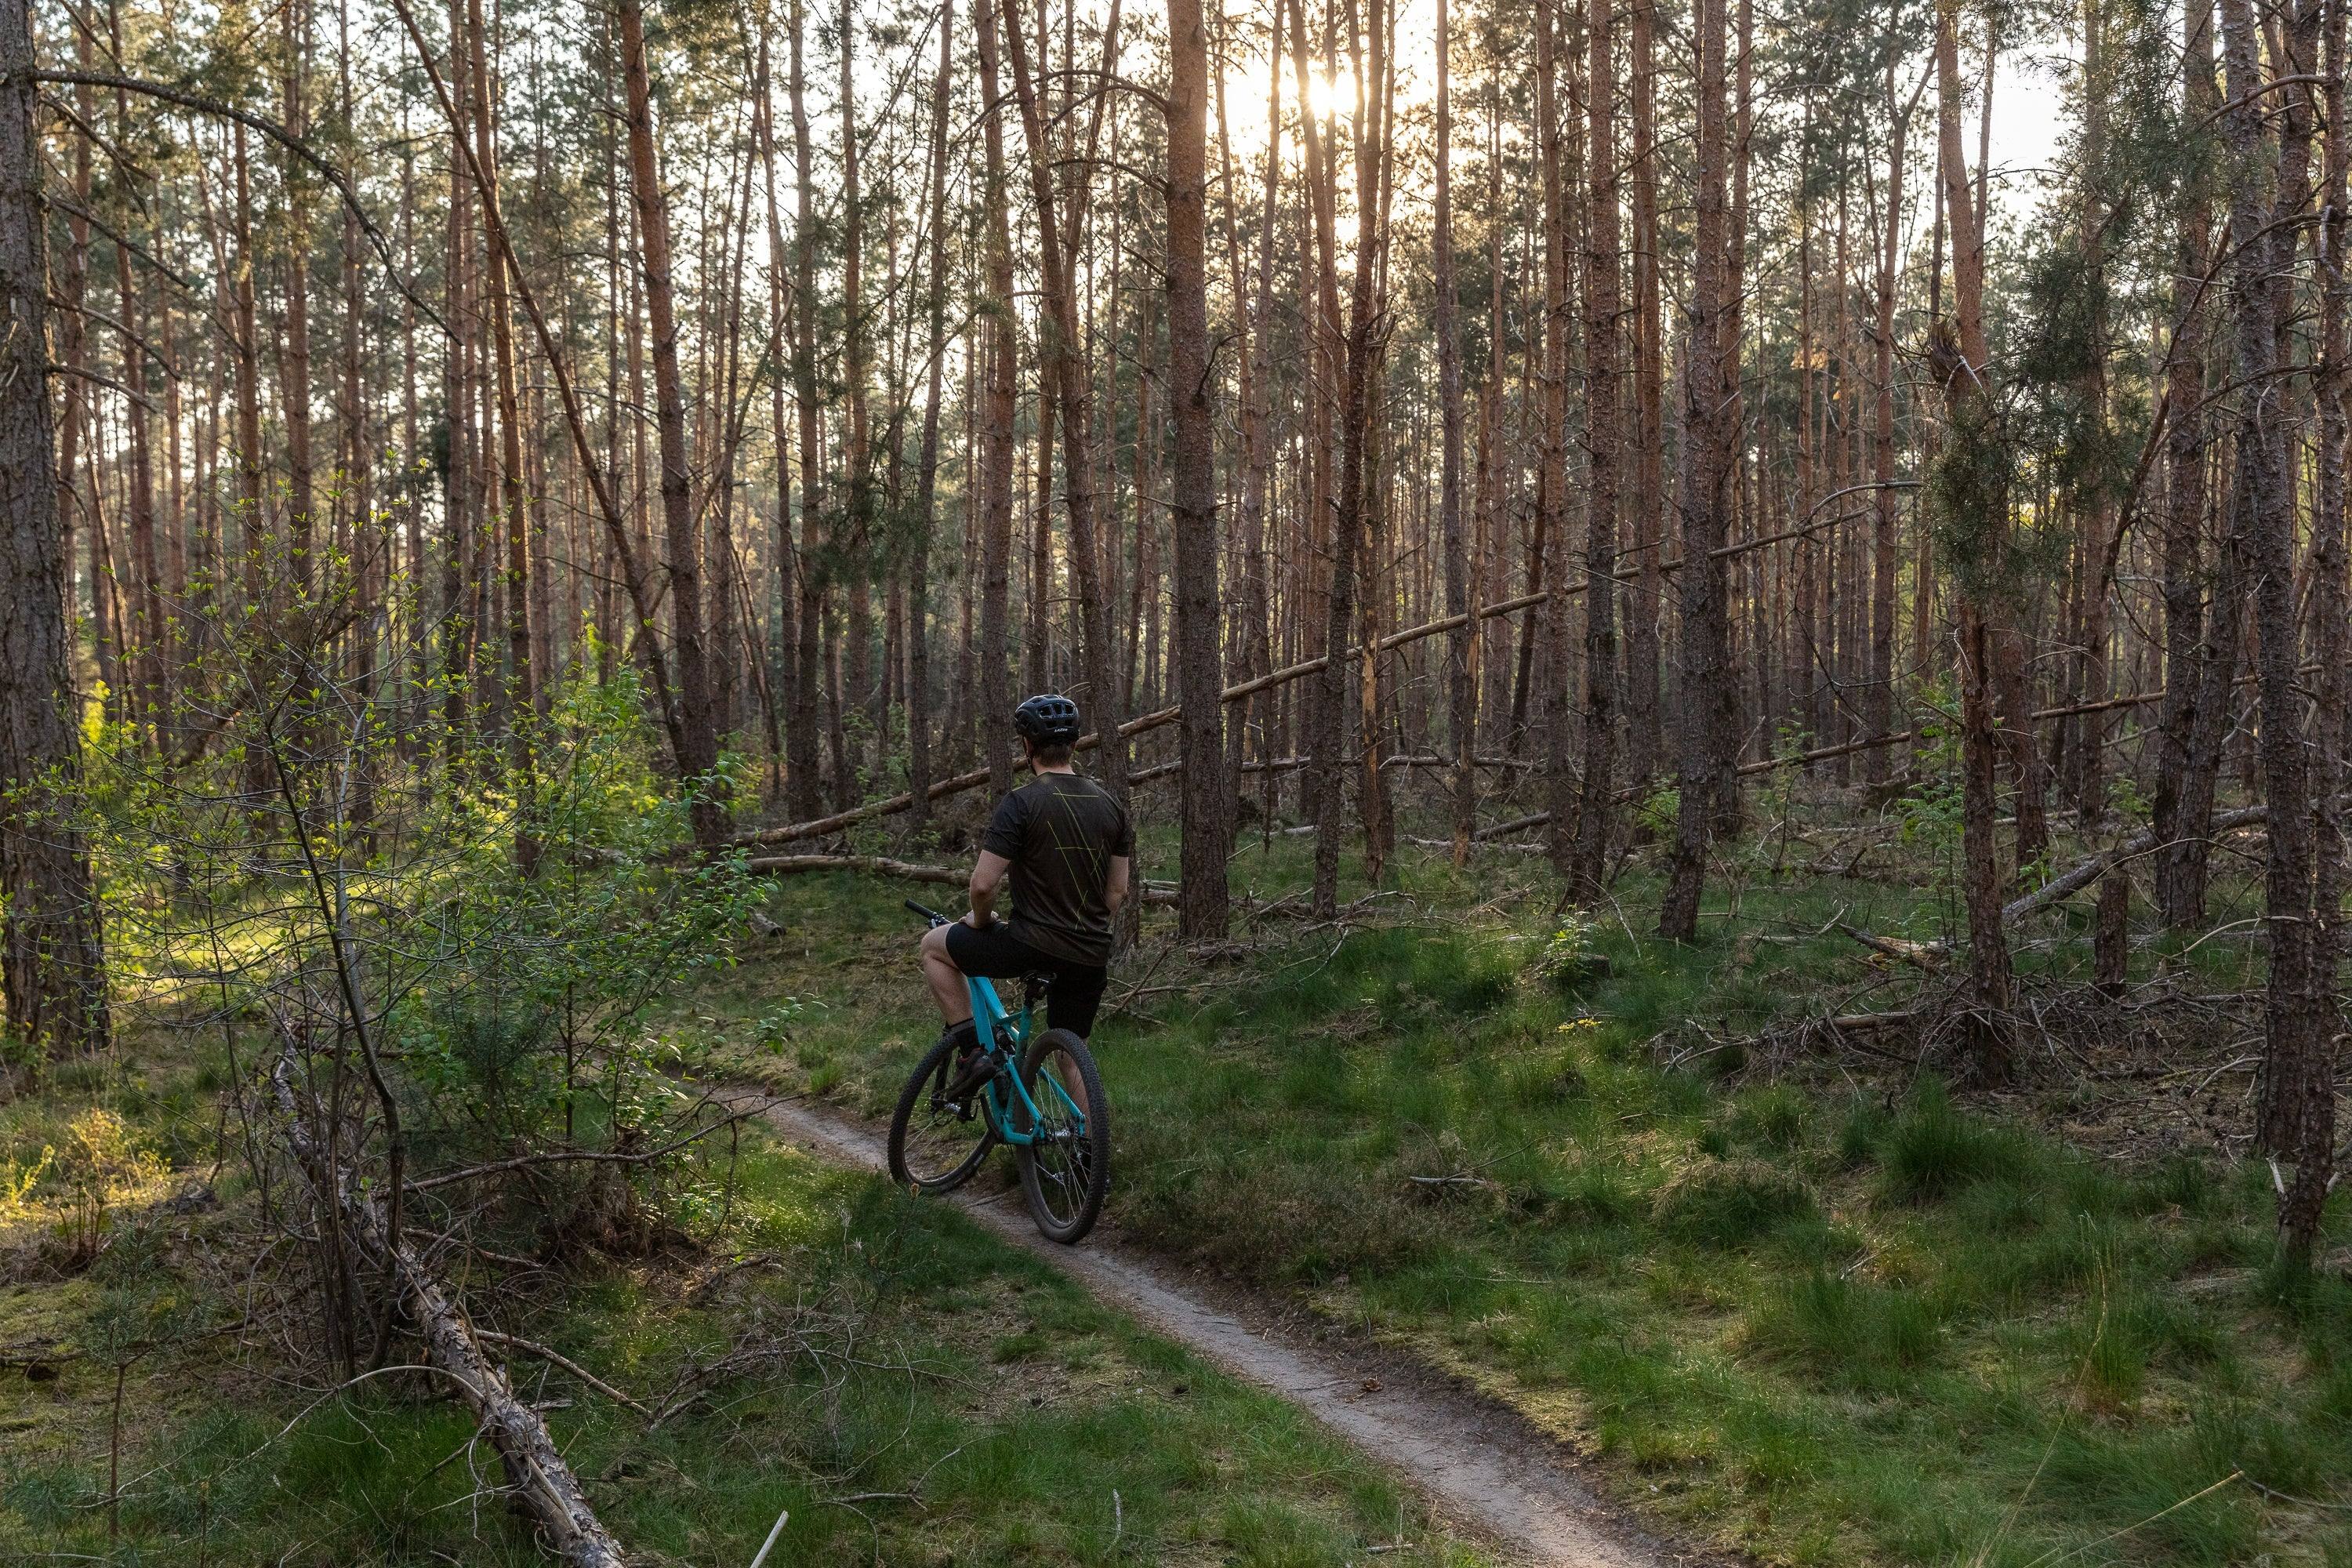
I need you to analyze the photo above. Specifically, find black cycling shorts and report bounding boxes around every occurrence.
[942,921,1110,1038]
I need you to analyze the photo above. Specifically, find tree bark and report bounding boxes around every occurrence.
[1868,61,1917,786]
[1218,0,1279,824]
[839,0,874,786]
[907,3,952,830]
[1,0,110,1057]
[271,1047,625,1566]
[753,30,799,802]
[1290,0,1364,919]
[281,0,316,595]
[786,0,826,819]
[465,0,536,855]
[2218,0,2330,1236]
[1001,0,1127,817]
[2284,0,2347,1260]
[1573,0,1621,901]
[1435,0,1473,866]
[2154,0,2216,930]
[2068,0,2111,825]
[973,0,1018,795]
[618,0,724,848]
[1537,0,1573,876]
[1932,0,2013,1077]
[1165,0,1229,936]
[1658,0,1736,940]
[1624,0,1664,789]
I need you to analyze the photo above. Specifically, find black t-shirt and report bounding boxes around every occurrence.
[981,772,1134,966]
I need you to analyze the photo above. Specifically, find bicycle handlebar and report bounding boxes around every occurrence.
[906,899,953,927]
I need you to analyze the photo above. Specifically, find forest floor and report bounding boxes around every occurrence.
[696,817,2352,1568]
[739,1087,1700,1566]
[0,1026,1498,1563]
[4,797,2350,1566]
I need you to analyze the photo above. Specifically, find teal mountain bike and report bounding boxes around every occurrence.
[888,902,1112,1243]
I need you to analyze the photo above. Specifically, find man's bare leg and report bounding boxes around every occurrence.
[920,924,974,1025]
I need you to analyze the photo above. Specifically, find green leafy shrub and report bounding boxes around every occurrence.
[1533,915,1609,993]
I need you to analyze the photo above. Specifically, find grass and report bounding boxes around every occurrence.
[0,1041,1495,1565]
[706,825,2352,1567]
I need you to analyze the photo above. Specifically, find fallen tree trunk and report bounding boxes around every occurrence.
[724,525,2289,854]
[1131,752,1537,784]
[746,853,967,885]
[2001,801,2274,927]
[746,853,1179,905]
[734,588,1600,848]
[271,1042,628,1568]
[1472,688,2183,843]
[474,1331,652,1419]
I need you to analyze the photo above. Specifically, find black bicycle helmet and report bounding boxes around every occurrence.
[1013,693,1082,745]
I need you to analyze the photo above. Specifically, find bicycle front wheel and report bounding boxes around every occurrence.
[1012,1029,1111,1243]
[887,1035,997,1194]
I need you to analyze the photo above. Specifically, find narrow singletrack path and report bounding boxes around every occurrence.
[742,1091,1722,1568]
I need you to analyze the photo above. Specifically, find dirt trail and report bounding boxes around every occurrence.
[746,1093,1711,1568]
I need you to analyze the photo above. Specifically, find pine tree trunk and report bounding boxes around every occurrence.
[753,31,797,800]
[1001,0,1127,812]
[839,0,873,786]
[0,0,111,1057]
[2069,0,2111,825]
[618,0,724,848]
[908,4,952,830]
[1659,0,1735,940]
[1624,0,1663,788]
[787,0,827,819]
[1573,0,1621,901]
[1932,0,2013,1076]
[1289,0,1354,919]
[235,122,277,797]
[114,216,165,731]
[466,0,536,846]
[2220,0,2328,1204]
[974,0,1018,793]
[282,0,316,594]
[2154,0,2216,930]
[2284,0,2347,1261]
[1165,0,1230,937]
[1868,61,1913,785]
[1217,0,1279,818]
[1435,0,1473,865]
[1537,0,1573,876]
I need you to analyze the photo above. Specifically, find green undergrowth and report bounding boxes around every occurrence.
[708,831,2352,1568]
[2,1050,1490,1566]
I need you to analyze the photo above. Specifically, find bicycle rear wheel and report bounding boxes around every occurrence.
[887,1035,997,1193]
[1012,1029,1110,1243]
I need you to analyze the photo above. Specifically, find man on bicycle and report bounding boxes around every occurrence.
[917,694,1133,1079]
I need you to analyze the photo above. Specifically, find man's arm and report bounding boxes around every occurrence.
[967,849,1011,927]
[1105,855,1131,916]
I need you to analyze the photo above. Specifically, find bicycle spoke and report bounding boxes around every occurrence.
[890,1038,997,1192]
[1024,1054,1091,1225]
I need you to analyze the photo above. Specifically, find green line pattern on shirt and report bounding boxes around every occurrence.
[1040,779,1109,885]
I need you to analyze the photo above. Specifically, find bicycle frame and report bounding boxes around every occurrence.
[964,975,1089,1147]
[909,899,1092,1149]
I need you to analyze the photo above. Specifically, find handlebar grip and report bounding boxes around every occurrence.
[906,899,951,926]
